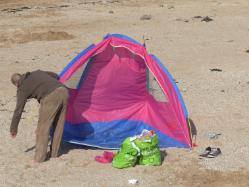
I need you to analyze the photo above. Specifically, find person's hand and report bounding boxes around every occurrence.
[10,132,17,138]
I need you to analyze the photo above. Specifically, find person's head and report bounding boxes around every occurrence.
[11,73,21,87]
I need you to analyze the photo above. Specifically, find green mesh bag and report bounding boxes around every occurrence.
[112,138,139,169]
[135,134,161,166]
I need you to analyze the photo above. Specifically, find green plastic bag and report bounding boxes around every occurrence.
[112,138,139,169]
[135,133,161,166]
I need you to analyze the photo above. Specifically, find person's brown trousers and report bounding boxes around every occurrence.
[35,87,68,162]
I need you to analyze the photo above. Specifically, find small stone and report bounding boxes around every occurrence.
[21,6,31,10]
[176,18,189,23]
[210,68,222,72]
[174,79,179,83]
[25,164,31,169]
[193,16,203,19]
[201,16,213,22]
[108,10,114,14]
[60,5,70,8]
[140,14,152,21]
[245,49,249,53]
[167,5,175,9]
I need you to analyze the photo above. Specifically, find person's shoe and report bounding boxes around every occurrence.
[207,148,221,158]
[199,147,212,157]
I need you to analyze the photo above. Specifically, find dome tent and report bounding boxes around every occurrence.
[59,34,192,149]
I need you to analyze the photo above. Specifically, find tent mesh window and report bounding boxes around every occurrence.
[63,58,93,89]
[146,68,168,102]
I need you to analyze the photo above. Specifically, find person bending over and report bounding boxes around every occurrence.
[10,70,68,163]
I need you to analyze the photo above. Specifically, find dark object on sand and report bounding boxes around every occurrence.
[207,148,222,158]
[176,18,189,23]
[201,16,213,22]
[210,68,222,72]
[140,15,152,20]
[199,147,212,157]
[193,16,203,19]
[167,5,175,9]
[173,79,179,83]
[19,7,31,10]
[1,6,31,13]
[245,49,249,53]
[208,132,221,139]
[60,5,70,8]
[109,10,114,14]
[2,8,22,13]
[199,147,222,158]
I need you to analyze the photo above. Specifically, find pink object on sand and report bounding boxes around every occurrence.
[95,151,115,164]
[193,143,198,147]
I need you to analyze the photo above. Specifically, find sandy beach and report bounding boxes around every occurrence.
[0,0,249,186]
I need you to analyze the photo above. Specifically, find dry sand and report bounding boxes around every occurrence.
[0,0,249,186]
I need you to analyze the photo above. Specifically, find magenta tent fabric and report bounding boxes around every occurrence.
[59,34,192,149]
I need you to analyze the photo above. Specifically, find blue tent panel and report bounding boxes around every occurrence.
[63,120,189,149]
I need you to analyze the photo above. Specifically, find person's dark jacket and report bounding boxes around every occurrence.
[10,70,64,134]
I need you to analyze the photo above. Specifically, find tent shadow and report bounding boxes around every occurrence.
[160,149,167,162]
[24,145,36,153]
[60,142,98,156]
[188,118,197,137]
[23,142,97,158]
[187,118,197,146]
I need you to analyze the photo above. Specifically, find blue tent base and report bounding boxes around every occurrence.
[62,120,189,149]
